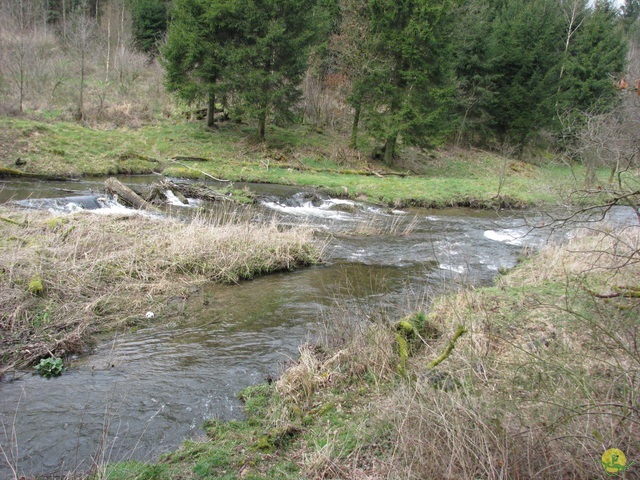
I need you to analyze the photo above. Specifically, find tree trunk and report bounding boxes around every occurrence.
[77,46,85,120]
[258,109,267,140]
[105,177,160,212]
[105,4,111,81]
[206,91,216,128]
[350,103,361,148]
[62,0,67,41]
[383,135,396,165]
[19,62,24,114]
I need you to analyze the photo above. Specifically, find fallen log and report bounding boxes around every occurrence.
[159,179,238,203]
[172,155,209,162]
[0,166,77,181]
[104,177,161,212]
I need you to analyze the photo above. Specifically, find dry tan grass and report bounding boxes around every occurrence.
[265,225,640,479]
[275,322,397,417]
[0,205,322,370]
[502,225,640,288]
[368,225,640,479]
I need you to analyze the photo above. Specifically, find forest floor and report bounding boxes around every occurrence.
[0,116,609,209]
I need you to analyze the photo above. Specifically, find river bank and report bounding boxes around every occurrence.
[0,204,322,373]
[103,220,640,480]
[0,116,598,210]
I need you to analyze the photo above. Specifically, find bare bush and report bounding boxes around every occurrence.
[0,0,167,125]
[0,0,56,113]
[302,70,351,132]
[113,47,147,94]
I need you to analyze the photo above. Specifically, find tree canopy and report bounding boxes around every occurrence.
[163,0,327,138]
[162,0,628,156]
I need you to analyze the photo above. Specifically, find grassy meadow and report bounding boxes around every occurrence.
[0,116,607,209]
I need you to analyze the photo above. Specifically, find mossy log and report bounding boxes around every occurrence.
[0,166,73,181]
[0,166,25,177]
[427,325,467,369]
[172,155,209,162]
[583,285,640,298]
[104,177,160,212]
[0,216,23,226]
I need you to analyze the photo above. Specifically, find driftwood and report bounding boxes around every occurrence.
[172,155,209,162]
[158,179,237,203]
[169,160,230,182]
[365,167,385,178]
[104,177,160,212]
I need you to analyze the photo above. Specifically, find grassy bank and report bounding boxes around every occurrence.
[0,205,322,373]
[0,116,604,209]
[104,223,640,479]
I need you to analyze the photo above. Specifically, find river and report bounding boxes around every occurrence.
[0,175,622,477]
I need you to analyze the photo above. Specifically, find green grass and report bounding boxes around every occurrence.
[106,375,388,479]
[0,115,611,209]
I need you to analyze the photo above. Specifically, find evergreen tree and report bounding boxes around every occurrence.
[130,0,168,54]
[330,0,372,148]
[485,0,565,147]
[621,0,640,31]
[558,0,626,114]
[162,0,241,128]
[363,0,456,164]
[451,0,498,146]
[230,0,323,140]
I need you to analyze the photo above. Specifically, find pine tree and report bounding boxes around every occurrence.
[450,0,498,146]
[130,0,168,54]
[230,0,323,140]
[485,0,565,147]
[162,0,242,128]
[621,0,640,31]
[363,0,456,164]
[558,0,626,115]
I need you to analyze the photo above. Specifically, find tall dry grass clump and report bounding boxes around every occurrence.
[0,205,321,371]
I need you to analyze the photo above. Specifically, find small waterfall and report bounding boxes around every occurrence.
[13,194,127,213]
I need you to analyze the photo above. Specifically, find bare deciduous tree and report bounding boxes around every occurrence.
[67,0,97,121]
[0,0,34,113]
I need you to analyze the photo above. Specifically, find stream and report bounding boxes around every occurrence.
[0,175,631,477]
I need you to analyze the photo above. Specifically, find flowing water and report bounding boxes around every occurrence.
[0,175,633,477]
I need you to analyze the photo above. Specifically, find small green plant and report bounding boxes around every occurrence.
[35,357,64,378]
[28,275,44,296]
